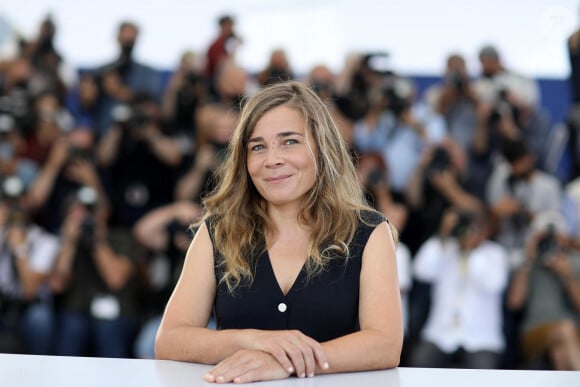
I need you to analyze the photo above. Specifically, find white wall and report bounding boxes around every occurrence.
[1,0,578,77]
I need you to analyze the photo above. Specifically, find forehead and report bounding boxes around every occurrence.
[250,105,307,137]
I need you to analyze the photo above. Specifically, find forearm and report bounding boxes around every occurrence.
[563,275,580,313]
[96,126,122,167]
[318,329,401,374]
[507,266,530,310]
[438,183,482,211]
[471,124,488,156]
[176,168,206,201]
[93,243,133,291]
[13,258,44,300]
[404,167,425,209]
[27,164,60,209]
[147,136,182,166]
[155,326,257,364]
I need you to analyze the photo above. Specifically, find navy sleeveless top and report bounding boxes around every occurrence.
[208,210,385,342]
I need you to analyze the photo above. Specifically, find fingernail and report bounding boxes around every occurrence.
[287,366,294,373]
[216,376,224,383]
[309,373,314,377]
[300,373,306,378]
[204,373,215,381]
[323,362,329,369]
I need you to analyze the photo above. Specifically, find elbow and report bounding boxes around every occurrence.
[154,333,168,360]
[372,334,403,370]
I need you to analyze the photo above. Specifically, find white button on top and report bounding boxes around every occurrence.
[277,303,287,312]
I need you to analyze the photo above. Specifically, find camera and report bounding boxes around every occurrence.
[381,76,412,117]
[76,186,98,249]
[68,146,92,162]
[536,224,559,262]
[366,167,385,187]
[487,88,520,128]
[425,147,452,177]
[111,104,152,130]
[1,176,27,227]
[450,211,476,238]
[446,71,466,91]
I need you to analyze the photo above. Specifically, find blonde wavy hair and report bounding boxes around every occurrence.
[198,81,396,291]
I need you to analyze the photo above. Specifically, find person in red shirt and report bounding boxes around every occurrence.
[205,15,242,97]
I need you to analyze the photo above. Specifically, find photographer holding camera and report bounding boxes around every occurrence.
[26,127,106,234]
[403,140,483,255]
[0,175,60,354]
[424,53,479,150]
[93,21,162,136]
[506,211,580,370]
[49,186,139,357]
[486,139,562,268]
[97,93,183,228]
[410,207,509,369]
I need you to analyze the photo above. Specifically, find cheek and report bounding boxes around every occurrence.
[246,157,261,183]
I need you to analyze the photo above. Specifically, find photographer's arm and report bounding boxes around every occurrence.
[143,127,183,166]
[471,103,492,156]
[26,139,68,210]
[133,201,201,251]
[96,125,123,167]
[160,72,184,122]
[92,239,134,292]
[48,238,77,294]
[175,145,216,201]
[506,240,535,311]
[430,170,483,212]
[49,213,81,293]
[6,227,46,300]
[546,254,580,313]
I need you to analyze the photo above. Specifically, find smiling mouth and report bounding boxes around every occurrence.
[265,175,291,182]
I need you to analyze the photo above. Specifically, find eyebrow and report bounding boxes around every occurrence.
[247,131,305,143]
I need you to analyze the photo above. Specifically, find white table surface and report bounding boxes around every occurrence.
[1,354,579,386]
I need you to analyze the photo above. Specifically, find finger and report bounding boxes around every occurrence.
[301,336,329,372]
[284,342,306,378]
[261,344,294,374]
[209,358,252,384]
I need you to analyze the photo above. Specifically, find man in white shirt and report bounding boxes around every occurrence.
[409,208,509,369]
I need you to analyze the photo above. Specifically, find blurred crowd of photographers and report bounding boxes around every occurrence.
[0,13,580,371]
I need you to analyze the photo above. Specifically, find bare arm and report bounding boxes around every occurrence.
[92,240,134,291]
[175,145,217,201]
[155,222,238,363]
[316,222,403,373]
[133,201,201,252]
[26,138,68,210]
[96,125,123,167]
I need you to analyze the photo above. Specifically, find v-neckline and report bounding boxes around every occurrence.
[263,250,306,297]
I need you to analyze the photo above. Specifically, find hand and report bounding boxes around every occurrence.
[46,138,70,170]
[439,209,459,237]
[248,329,328,378]
[64,159,100,187]
[428,169,456,191]
[494,197,521,217]
[544,252,574,280]
[204,350,290,384]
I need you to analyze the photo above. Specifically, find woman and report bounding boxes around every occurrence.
[155,81,403,383]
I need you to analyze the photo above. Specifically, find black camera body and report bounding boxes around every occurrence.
[451,211,476,238]
[111,104,152,131]
[487,89,520,128]
[425,147,452,177]
[536,225,559,262]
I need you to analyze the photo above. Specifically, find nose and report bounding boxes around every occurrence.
[265,145,283,167]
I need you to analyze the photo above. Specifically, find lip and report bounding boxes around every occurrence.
[265,174,292,182]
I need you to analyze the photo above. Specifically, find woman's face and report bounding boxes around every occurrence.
[246,105,318,210]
